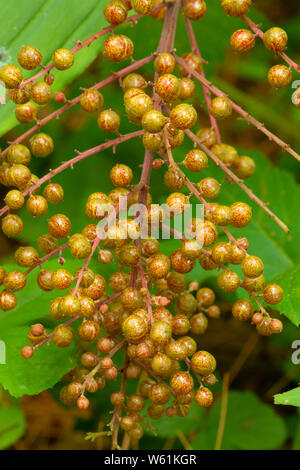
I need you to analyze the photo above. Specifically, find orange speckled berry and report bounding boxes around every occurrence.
[52,49,74,70]
[154,53,176,74]
[98,109,120,132]
[170,371,194,394]
[155,73,181,102]
[230,202,252,228]
[103,34,134,62]
[110,163,133,187]
[263,27,288,53]
[169,103,197,130]
[178,52,202,77]
[195,386,213,407]
[191,350,216,375]
[80,89,104,112]
[183,0,207,20]
[221,0,251,17]
[0,64,23,89]
[104,0,128,24]
[267,65,292,88]
[263,283,284,305]
[18,46,42,70]
[232,299,253,321]
[230,29,255,52]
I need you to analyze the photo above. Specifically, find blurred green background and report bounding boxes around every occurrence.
[0,0,299,450]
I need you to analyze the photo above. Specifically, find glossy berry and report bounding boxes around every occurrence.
[3,270,26,292]
[21,345,34,359]
[9,164,31,188]
[30,133,54,158]
[54,92,66,103]
[166,192,189,217]
[221,0,251,16]
[26,195,48,217]
[232,155,256,179]
[270,318,283,334]
[43,183,64,204]
[242,255,264,278]
[141,110,166,133]
[98,109,120,132]
[170,371,194,394]
[150,321,172,346]
[230,202,252,228]
[122,314,148,343]
[196,128,217,148]
[7,144,31,166]
[209,97,232,120]
[211,143,239,167]
[48,214,71,238]
[11,84,32,105]
[230,29,255,52]
[155,74,181,102]
[15,102,37,123]
[196,287,215,306]
[59,295,81,317]
[190,312,208,334]
[197,177,220,199]
[149,383,170,404]
[110,164,133,187]
[0,64,23,89]
[132,0,153,14]
[142,131,163,151]
[263,283,284,305]
[212,242,232,265]
[38,234,58,254]
[0,290,17,311]
[146,253,170,279]
[267,65,292,88]
[52,49,74,70]
[169,103,197,130]
[183,0,207,20]
[180,77,196,100]
[13,246,38,268]
[195,386,213,407]
[44,73,55,86]
[178,52,202,77]
[154,53,176,74]
[104,0,128,24]
[80,89,104,112]
[37,270,53,292]
[103,34,134,62]
[53,325,74,348]
[78,321,100,341]
[18,46,42,70]
[31,81,52,105]
[232,299,253,321]
[191,350,216,375]
[242,274,265,293]
[263,27,288,53]
[122,73,147,91]
[164,168,184,191]
[68,234,91,259]
[217,270,240,292]
[52,269,73,290]
[165,341,188,360]
[4,190,24,210]
[181,239,201,259]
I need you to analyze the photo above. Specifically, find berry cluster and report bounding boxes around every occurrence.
[0,0,295,449]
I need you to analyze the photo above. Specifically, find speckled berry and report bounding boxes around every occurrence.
[98,109,120,132]
[103,34,134,62]
[80,89,104,112]
[268,65,292,88]
[263,27,288,53]
[30,133,54,158]
[191,350,216,375]
[232,299,253,321]
[2,214,23,238]
[15,102,37,123]
[154,53,176,74]
[104,0,128,24]
[0,64,23,89]
[183,0,207,20]
[221,0,251,16]
[230,29,255,52]
[217,270,240,292]
[170,103,197,130]
[263,283,283,305]
[52,49,74,70]
[195,386,213,407]
[230,202,252,228]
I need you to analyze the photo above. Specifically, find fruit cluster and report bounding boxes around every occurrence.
[0,0,294,449]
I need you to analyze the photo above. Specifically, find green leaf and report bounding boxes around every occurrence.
[0,406,25,449]
[192,391,287,450]
[274,387,300,407]
[0,0,107,135]
[274,267,300,327]
[0,326,77,398]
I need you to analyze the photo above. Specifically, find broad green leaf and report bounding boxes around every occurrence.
[192,391,287,450]
[0,326,77,397]
[274,387,300,407]
[0,406,25,449]
[274,267,300,327]
[0,0,107,135]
